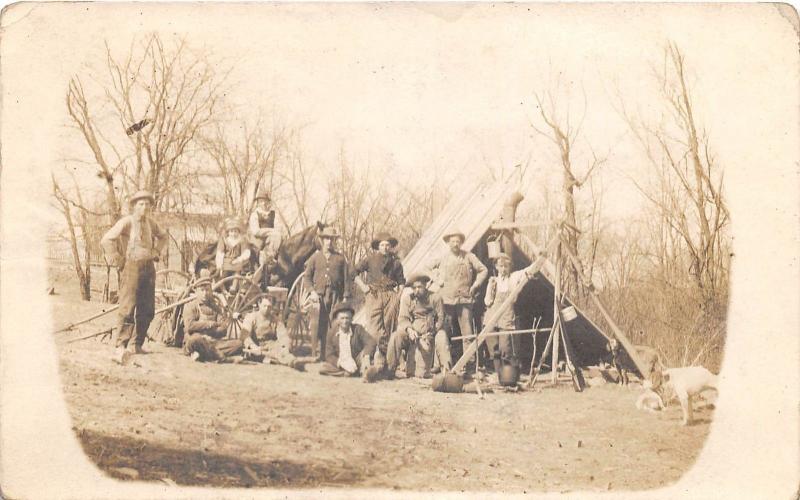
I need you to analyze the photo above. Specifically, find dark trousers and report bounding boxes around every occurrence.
[308,288,343,359]
[485,327,519,369]
[116,259,156,348]
[184,334,244,362]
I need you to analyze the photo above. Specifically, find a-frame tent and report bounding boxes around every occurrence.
[376,180,645,375]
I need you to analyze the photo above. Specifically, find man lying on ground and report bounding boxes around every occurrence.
[319,302,379,380]
[239,294,304,370]
[386,272,452,379]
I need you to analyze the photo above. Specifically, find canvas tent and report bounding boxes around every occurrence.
[358,180,645,375]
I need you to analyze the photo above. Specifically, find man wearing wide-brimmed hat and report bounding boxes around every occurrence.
[484,252,537,380]
[427,228,488,372]
[101,190,167,364]
[247,192,282,268]
[318,302,377,379]
[385,272,451,379]
[303,226,351,360]
[353,231,405,355]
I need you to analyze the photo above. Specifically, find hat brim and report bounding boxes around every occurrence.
[442,232,465,243]
[407,273,431,285]
[194,278,213,288]
[332,306,355,317]
[129,195,154,205]
[371,238,398,250]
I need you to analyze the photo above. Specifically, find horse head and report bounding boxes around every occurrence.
[272,221,327,287]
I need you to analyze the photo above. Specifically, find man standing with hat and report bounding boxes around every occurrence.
[484,252,537,380]
[427,229,488,372]
[319,302,378,379]
[247,192,281,268]
[386,272,451,379]
[101,190,167,364]
[303,226,351,360]
[353,231,405,356]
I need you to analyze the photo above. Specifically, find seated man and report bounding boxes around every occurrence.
[182,275,257,363]
[247,193,282,267]
[319,302,378,380]
[215,218,252,292]
[240,294,304,370]
[386,273,451,379]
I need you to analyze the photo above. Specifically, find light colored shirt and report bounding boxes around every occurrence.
[337,327,357,372]
[100,214,166,264]
[427,250,488,305]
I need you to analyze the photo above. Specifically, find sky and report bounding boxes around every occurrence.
[4,2,797,232]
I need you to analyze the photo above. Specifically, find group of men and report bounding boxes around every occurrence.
[101,189,537,382]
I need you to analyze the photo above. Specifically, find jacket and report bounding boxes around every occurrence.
[324,323,376,367]
[397,289,445,334]
[303,250,351,297]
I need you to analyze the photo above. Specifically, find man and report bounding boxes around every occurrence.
[386,273,451,379]
[427,229,488,373]
[319,302,377,379]
[353,231,405,355]
[182,275,259,363]
[215,218,252,281]
[303,226,350,360]
[484,253,536,380]
[248,192,282,267]
[240,294,304,370]
[101,190,167,364]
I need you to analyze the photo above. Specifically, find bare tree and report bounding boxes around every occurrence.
[620,43,730,303]
[65,34,228,220]
[52,175,92,300]
[203,117,287,218]
[530,85,606,297]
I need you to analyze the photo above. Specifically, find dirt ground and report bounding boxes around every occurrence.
[50,293,714,493]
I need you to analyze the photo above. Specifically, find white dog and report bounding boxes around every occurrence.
[647,366,718,425]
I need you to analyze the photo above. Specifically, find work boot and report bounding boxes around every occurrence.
[134,344,148,355]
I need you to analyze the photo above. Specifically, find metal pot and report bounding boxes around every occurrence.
[432,372,464,393]
[499,364,520,387]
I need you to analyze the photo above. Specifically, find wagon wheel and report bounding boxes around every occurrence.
[284,272,314,355]
[151,270,191,345]
[213,274,261,339]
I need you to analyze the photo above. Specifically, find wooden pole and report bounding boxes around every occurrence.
[53,305,120,333]
[551,242,561,384]
[450,235,559,373]
[528,315,559,389]
[558,243,651,379]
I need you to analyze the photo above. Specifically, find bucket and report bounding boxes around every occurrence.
[487,240,502,260]
[561,305,578,322]
[498,364,520,387]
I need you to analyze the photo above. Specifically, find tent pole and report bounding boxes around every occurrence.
[551,241,561,384]
[559,243,651,380]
